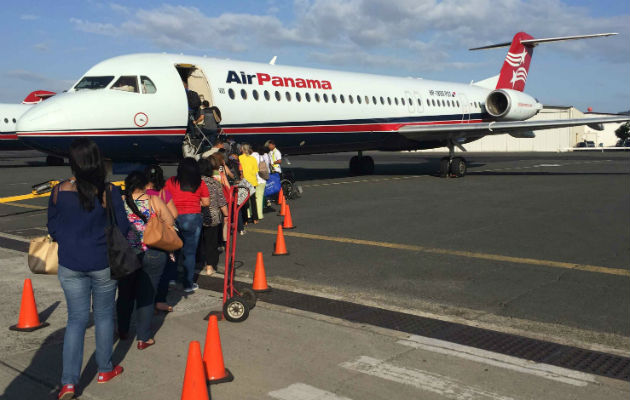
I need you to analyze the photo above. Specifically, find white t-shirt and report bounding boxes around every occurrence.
[269,148,282,173]
[251,152,267,184]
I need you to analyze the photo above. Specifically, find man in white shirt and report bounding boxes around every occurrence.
[266,140,282,173]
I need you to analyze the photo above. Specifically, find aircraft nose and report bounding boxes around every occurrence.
[16,97,70,154]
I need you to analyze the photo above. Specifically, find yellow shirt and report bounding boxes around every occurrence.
[239,154,259,187]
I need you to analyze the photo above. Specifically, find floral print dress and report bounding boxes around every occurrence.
[124,198,152,252]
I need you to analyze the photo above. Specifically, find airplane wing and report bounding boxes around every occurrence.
[398,116,630,141]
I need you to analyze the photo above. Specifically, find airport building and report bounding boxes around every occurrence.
[426,106,626,152]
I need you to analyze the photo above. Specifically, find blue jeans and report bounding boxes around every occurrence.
[58,265,117,385]
[116,248,166,341]
[155,255,177,303]
[176,213,202,289]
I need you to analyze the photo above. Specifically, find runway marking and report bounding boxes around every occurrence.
[397,335,596,387]
[247,228,630,277]
[0,232,31,243]
[269,383,352,400]
[340,356,515,400]
[302,175,421,188]
[1,202,47,210]
[478,159,615,173]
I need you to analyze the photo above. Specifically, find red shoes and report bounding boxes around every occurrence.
[58,384,75,400]
[137,339,155,350]
[97,365,123,383]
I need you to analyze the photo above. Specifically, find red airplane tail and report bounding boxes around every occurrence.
[496,32,534,92]
[470,32,617,93]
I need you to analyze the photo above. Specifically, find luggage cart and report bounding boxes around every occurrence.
[220,185,257,322]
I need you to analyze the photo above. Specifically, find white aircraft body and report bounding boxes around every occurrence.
[1,91,55,151]
[15,32,629,176]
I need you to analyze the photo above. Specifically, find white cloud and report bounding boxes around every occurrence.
[69,0,629,74]
[110,3,130,13]
[4,70,75,92]
[20,14,39,20]
[33,43,49,52]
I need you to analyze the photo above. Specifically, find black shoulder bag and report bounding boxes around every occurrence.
[105,185,142,280]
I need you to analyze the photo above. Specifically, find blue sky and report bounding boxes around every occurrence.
[1,0,628,112]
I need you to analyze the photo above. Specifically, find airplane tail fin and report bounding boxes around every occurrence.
[470,32,618,92]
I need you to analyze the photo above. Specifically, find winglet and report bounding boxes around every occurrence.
[269,56,277,65]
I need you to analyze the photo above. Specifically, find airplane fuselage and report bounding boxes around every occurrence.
[16,54,494,161]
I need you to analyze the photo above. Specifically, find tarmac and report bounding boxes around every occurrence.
[0,150,629,399]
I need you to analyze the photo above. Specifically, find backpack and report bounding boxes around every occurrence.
[258,159,270,180]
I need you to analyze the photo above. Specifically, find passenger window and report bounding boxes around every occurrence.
[332,94,337,103]
[456,100,459,107]
[275,91,281,101]
[323,93,328,103]
[394,98,399,106]
[111,76,139,93]
[253,90,259,100]
[12,118,16,123]
[315,93,320,102]
[264,90,270,101]
[241,89,247,100]
[349,95,354,104]
[417,98,421,106]
[401,98,405,106]
[387,97,392,105]
[408,98,412,106]
[305,93,311,102]
[296,92,301,102]
[357,96,361,104]
[140,76,157,94]
[285,91,291,101]
[3,118,7,123]
[372,96,377,104]
[441,100,445,107]
[380,96,385,105]
[340,94,345,103]
[228,88,235,99]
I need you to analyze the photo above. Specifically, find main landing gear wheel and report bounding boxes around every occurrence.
[439,157,450,178]
[349,155,375,175]
[239,287,257,310]
[223,297,250,322]
[449,157,467,177]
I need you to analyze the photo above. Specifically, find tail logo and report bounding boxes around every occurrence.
[505,49,528,67]
[510,67,528,87]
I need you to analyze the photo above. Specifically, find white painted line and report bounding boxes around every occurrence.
[341,356,515,400]
[269,383,352,400]
[0,232,30,243]
[397,335,597,387]
[533,164,561,167]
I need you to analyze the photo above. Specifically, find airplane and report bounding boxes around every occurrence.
[15,32,629,177]
[0,90,55,154]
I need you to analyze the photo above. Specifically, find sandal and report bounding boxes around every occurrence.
[155,303,173,312]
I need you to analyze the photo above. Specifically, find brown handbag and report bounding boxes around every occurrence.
[142,197,183,252]
[28,235,59,274]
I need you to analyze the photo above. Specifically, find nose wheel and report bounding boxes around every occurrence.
[349,152,375,175]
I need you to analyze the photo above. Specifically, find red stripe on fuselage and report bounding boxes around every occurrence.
[17,128,186,137]
[0,134,19,140]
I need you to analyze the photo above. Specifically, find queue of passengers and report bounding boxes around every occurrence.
[50,137,282,400]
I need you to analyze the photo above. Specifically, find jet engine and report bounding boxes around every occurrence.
[485,89,542,121]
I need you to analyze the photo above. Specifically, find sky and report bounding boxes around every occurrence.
[1,0,628,112]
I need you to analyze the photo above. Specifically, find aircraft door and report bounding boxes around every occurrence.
[175,64,213,105]
[459,94,471,122]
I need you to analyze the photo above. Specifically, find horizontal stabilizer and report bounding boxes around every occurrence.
[472,75,499,89]
[470,33,617,50]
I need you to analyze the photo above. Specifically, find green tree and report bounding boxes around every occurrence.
[615,122,629,142]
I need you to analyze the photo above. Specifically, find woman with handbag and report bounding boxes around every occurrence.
[47,139,129,400]
[165,158,210,293]
[144,164,178,312]
[117,171,174,350]
[199,156,228,276]
[251,145,269,221]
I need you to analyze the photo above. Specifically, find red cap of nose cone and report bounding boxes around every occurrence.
[587,107,593,112]
[22,90,56,104]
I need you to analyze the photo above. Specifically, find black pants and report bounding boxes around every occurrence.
[202,225,221,267]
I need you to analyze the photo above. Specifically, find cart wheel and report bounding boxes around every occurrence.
[281,179,295,199]
[239,287,257,309]
[223,297,250,322]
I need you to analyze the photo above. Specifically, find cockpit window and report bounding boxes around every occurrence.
[74,76,114,90]
[111,76,139,93]
[141,76,157,94]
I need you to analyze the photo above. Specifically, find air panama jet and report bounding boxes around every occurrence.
[0,90,55,152]
[16,32,629,177]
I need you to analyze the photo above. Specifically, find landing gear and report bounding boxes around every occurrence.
[439,141,467,178]
[46,155,64,166]
[349,151,374,175]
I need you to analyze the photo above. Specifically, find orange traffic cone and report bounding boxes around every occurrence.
[252,252,271,292]
[202,315,234,385]
[272,225,289,256]
[277,188,285,205]
[277,200,287,216]
[181,341,210,400]
[282,204,296,230]
[10,279,49,332]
